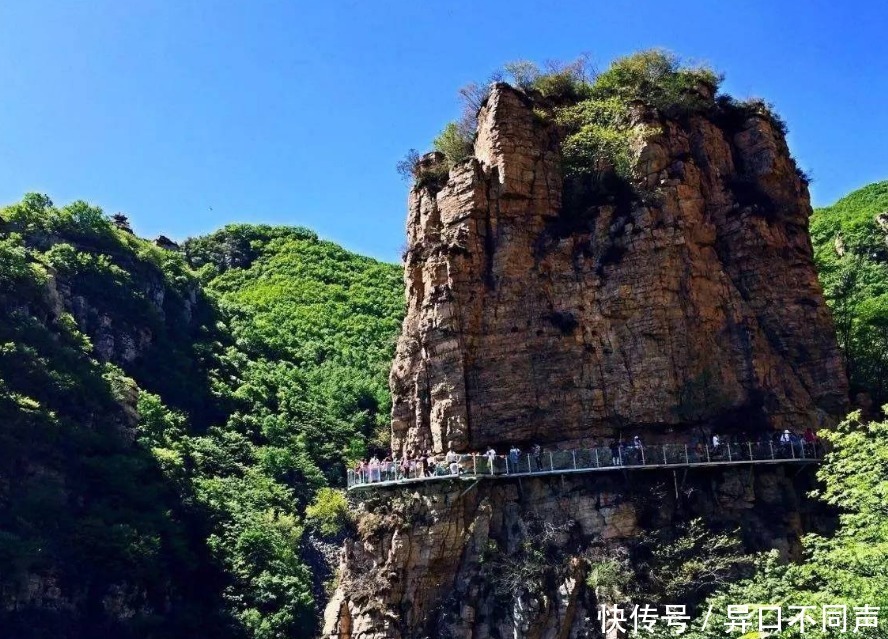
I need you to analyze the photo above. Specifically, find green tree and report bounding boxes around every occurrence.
[657,411,888,639]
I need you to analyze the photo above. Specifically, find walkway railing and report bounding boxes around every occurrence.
[347,441,821,490]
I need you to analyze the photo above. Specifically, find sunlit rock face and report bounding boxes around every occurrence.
[323,467,820,639]
[390,83,847,456]
[323,83,849,639]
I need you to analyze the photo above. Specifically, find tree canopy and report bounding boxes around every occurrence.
[0,195,403,638]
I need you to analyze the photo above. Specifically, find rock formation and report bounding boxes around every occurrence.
[324,82,849,639]
[389,84,847,456]
[877,211,888,248]
[325,468,823,639]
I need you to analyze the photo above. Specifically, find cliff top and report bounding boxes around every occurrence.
[407,50,794,195]
[390,50,848,456]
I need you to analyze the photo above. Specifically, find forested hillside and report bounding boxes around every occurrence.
[0,195,402,638]
[811,181,888,408]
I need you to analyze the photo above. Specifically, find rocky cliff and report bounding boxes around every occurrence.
[324,74,850,639]
[325,467,825,639]
[389,83,847,456]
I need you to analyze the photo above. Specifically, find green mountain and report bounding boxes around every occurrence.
[1,177,886,638]
[0,194,402,638]
[811,181,888,407]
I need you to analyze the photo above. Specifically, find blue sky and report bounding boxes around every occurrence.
[1,1,886,262]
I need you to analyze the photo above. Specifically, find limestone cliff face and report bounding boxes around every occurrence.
[323,83,850,639]
[325,468,821,639]
[389,84,847,456]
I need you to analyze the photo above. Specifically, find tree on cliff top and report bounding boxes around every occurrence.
[411,50,780,190]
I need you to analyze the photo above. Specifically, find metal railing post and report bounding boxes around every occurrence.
[594,448,600,468]
[748,442,753,461]
[705,445,711,463]
[640,446,646,465]
[727,442,732,461]
[505,456,510,475]
[572,450,577,470]
[791,441,796,460]
[800,441,806,459]
[684,445,689,464]
[473,454,477,476]
[769,441,775,460]
[549,452,554,472]
[662,445,667,465]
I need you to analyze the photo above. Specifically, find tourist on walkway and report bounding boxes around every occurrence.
[485,446,497,474]
[532,443,542,471]
[803,427,818,457]
[610,440,621,466]
[425,451,436,477]
[631,435,643,464]
[694,441,705,461]
[508,445,520,471]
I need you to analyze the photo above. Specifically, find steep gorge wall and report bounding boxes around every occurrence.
[390,84,847,456]
[325,467,823,639]
[323,83,850,639]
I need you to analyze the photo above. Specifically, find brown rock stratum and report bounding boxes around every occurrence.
[322,83,849,639]
[325,469,820,639]
[390,84,847,456]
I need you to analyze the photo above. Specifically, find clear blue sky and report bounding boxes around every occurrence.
[1,1,886,262]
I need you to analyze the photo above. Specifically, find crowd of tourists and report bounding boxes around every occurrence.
[349,427,822,485]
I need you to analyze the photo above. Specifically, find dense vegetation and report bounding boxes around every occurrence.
[411,50,788,201]
[0,195,402,638]
[811,181,888,407]
[0,194,231,637]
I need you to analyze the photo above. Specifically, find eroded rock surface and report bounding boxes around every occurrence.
[324,83,849,639]
[325,468,820,639]
[390,84,847,455]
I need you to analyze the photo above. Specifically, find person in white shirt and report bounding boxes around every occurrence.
[445,447,459,475]
[485,447,497,474]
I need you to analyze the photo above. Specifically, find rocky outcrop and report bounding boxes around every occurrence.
[389,84,847,456]
[154,235,179,250]
[877,212,888,248]
[325,81,850,639]
[324,466,823,639]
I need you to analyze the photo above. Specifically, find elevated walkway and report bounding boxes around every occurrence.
[347,441,820,492]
